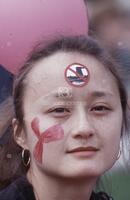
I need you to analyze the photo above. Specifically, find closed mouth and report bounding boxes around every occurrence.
[67,146,99,153]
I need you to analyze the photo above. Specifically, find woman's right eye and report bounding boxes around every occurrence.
[48,107,71,117]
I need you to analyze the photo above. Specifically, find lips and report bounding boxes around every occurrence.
[67,146,99,153]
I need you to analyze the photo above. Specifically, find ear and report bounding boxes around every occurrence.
[12,118,29,150]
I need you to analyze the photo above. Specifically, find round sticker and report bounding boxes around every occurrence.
[65,63,89,87]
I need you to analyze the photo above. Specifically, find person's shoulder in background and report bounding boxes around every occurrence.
[91,191,114,200]
[0,176,36,200]
[0,65,14,103]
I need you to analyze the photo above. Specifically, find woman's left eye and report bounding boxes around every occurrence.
[91,105,110,113]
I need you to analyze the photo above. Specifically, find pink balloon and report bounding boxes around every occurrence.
[0,0,88,74]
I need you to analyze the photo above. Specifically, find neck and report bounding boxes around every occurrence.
[27,166,97,200]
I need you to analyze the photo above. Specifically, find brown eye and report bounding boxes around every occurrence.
[90,105,111,115]
[53,108,69,113]
[48,107,70,118]
[92,106,109,111]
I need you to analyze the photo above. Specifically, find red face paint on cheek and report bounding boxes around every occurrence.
[31,117,64,164]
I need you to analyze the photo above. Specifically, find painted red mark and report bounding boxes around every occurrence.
[31,117,64,164]
[65,63,89,87]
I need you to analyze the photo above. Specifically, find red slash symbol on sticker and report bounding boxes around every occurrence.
[65,63,89,87]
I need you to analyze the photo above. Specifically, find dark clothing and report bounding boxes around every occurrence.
[0,65,14,145]
[0,65,13,103]
[0,176,113,200]
[0,176,36,200]
[0,127,11,145]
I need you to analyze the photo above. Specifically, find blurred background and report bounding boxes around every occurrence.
[0,0,129,198]
[87,0,130,93]
[85,0,130,199]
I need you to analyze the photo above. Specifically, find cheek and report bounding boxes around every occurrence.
[96,115,122,151]
[31,117,64,164]
[98,113,122,137]
[102,124,121,160]
[96,120,122,171]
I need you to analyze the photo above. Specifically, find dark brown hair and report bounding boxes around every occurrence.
[1,35,129,188]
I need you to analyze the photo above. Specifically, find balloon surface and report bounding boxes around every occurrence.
[0,0,88,74]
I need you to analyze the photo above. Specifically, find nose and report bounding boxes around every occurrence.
[70,106,95,139]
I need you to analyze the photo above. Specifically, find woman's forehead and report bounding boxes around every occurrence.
[25,51,119,99]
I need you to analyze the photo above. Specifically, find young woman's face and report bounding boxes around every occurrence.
[23,51,122,179]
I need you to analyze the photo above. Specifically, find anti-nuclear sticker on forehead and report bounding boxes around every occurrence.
[65,63,89,87]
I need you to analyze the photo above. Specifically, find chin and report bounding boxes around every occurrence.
[42,160,114,180]
[54,166,104,180]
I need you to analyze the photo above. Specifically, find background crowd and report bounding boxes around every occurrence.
[86,0,130,199]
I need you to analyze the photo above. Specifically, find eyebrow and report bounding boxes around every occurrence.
[40,90,114,103]
[41,90,73,101]
[90,91,114,98]
[54,91,73,100]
